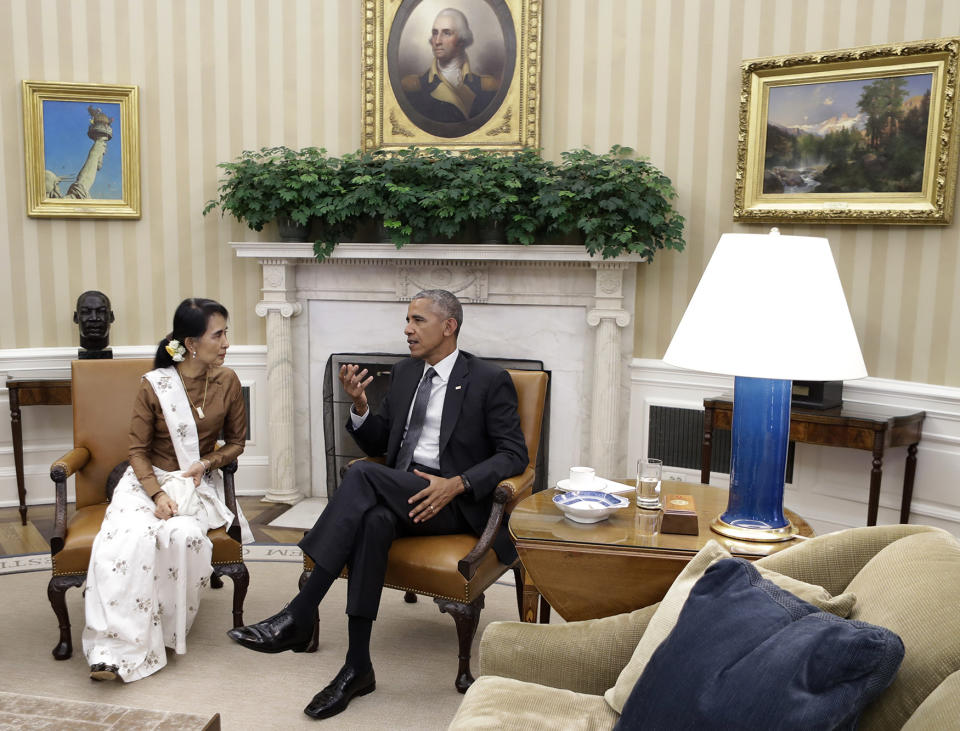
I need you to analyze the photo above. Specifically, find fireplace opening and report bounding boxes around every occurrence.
[322,353,551,497]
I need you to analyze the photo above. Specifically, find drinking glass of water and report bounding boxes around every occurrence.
[636,458,663,509]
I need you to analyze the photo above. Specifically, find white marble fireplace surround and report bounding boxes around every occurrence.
[232,242,645,502]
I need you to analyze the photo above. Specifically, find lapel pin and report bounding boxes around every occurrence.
[455,385,462,390]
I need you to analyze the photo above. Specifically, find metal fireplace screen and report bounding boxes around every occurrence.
[323,353,550,497]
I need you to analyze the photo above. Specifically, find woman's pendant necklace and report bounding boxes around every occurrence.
[177,368,209,420]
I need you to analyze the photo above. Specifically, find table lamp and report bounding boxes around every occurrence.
[663,229,867,541]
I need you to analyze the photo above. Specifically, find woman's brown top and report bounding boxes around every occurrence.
[128,366,246,497]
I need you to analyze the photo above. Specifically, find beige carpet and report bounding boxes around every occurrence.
[0,561,549,730]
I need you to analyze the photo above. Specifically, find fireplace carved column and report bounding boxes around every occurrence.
[586,263,632,478]
[255,261,303,504]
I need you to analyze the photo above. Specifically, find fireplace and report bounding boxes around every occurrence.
[233,242,644,502]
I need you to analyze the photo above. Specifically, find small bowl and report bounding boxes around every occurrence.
[552,490,630,523]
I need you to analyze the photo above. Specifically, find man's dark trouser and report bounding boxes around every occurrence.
[298,460,474,620]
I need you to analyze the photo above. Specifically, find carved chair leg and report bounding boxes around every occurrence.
[299,568,320,653]
[404,591,418,604]
[48,574,85,660]
[210,570,224,589]
[215,562,249,628]
[435,595,485,693]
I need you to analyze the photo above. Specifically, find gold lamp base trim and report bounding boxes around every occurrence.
[710,515,799,543]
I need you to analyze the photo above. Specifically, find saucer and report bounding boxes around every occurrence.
[556,477,633,495]
[553,490,631,523]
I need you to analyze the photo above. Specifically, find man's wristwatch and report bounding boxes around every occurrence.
[460,474,472,494]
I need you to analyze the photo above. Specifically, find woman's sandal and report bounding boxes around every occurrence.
[89,663,120,681]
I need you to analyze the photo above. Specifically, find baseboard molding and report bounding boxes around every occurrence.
[629,359,960,537]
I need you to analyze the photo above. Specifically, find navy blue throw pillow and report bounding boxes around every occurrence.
[615,558,904,731]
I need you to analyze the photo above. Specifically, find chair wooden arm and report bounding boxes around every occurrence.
[456,466,535,581]
[493,464,536,505]
[49,447,91,555]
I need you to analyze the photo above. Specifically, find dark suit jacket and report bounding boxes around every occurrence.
[347,350,528,562]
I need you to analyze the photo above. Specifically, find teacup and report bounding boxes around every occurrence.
[569,466,596,490]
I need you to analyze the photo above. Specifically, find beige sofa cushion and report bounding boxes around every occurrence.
[604,540,856,714]
[847,530,960,731]
[449,676,618,731]
[901,669,960,730]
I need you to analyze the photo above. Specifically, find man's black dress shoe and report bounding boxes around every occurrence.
[303,664,376,719]
[89,663,119,681]
[226,608,312,654]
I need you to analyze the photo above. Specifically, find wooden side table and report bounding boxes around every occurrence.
[510,482,813,622]
[6,378,72,525]
[701,396,925,526]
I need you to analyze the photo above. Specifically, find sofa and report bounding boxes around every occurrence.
[449,524,960,730]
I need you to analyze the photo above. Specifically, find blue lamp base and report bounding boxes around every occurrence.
[710,376,799,543]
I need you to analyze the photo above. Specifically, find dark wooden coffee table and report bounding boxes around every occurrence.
[510,481,813,622]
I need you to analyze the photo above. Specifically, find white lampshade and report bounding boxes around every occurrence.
[663,231,867,381]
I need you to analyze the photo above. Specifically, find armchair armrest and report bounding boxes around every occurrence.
[457,466,535,580]
[49,447,91,556]
[478,604,659,695]
[496,464,536,506]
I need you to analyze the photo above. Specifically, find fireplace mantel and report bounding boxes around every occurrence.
[233,242,645,502]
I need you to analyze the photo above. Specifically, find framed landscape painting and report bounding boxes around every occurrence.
[22,80,141,219]
[734,38,960,224]
[361,0,541,152]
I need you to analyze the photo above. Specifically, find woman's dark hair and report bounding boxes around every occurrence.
[154,298,229,368]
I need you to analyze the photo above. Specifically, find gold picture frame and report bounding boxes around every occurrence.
[362,0,541,152]
[734,37,960,224]
[22,80,141,219]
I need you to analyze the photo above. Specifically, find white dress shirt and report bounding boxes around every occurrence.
[351,349,460,470]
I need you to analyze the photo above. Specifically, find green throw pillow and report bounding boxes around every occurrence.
[604,539,857,714]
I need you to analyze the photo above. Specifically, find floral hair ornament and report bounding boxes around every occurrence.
[165,339,186,362]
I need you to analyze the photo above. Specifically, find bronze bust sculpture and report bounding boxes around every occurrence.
[74,290,114,359]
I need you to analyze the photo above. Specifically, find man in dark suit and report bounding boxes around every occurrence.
[227,289,527,720]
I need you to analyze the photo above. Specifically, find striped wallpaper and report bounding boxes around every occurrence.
[2,0,959,386]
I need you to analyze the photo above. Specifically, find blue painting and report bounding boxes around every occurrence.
[42,100,123,200]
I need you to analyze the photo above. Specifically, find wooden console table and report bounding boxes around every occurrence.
[701,396,925,526]
[6,378,72,525]
[510,481,813,622]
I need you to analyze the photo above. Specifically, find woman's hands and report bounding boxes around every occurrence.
[153,491,179,520]
[182,460,207,486]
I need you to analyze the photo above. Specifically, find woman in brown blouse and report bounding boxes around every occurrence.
[82,298,250,682]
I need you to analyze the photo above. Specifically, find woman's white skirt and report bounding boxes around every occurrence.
[81,467,227,682]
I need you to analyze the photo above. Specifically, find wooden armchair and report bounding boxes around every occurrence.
[47,358,249,661]
[301,369,549,692]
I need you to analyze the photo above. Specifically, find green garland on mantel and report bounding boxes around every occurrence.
[203,145,685,262]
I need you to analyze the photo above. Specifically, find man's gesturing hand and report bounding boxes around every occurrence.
[409,472,466,523]
[339,363,374,416]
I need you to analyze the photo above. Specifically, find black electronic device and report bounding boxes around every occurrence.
[791,380,843,410]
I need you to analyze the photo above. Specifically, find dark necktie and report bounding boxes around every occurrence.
[395,367,437,471]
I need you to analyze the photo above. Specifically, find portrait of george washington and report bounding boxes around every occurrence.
[388,0,516,139]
